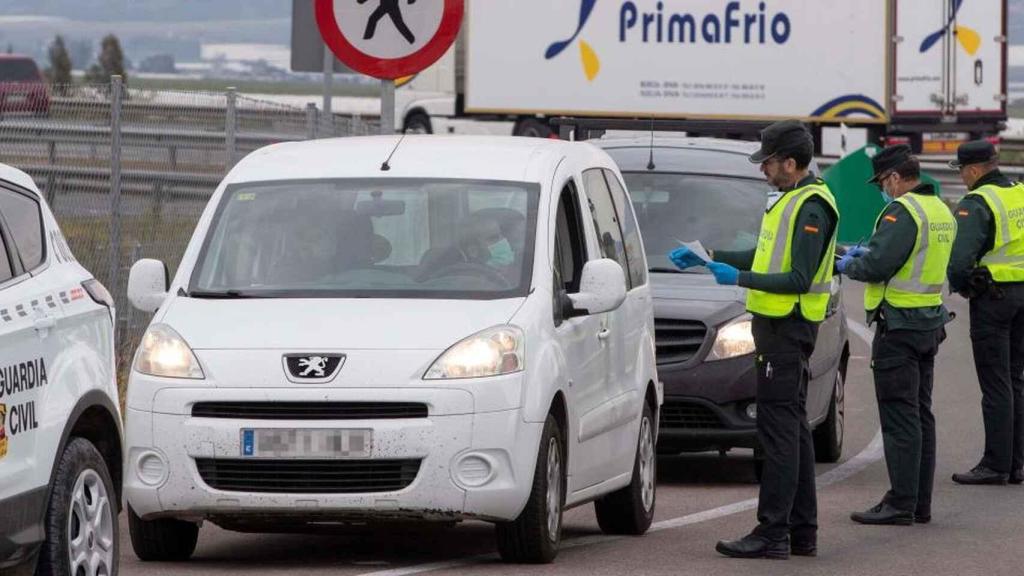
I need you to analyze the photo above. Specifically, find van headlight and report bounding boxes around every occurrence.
[424,326,524,380]
[707,315,755,361]
[133,324,205,379]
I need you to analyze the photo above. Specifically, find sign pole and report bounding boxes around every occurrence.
[322,45,333,124]
[381,79,395,135]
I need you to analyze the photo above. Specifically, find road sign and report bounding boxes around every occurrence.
[314,0,463,80]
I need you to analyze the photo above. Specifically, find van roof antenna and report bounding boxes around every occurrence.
[646,117,656,171]
[381,132,407,172]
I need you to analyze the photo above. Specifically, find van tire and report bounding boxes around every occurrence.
[495,414,564,564]
[36,438,119,576]
[128,505,199,561]
[594,402,656,535]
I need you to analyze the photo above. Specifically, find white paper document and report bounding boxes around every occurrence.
[678,240,712,264]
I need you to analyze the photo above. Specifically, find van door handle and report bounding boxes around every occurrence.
[33,315,56,331]
[598,328,611,341]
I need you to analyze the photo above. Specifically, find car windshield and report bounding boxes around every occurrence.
[621,172,772,271]
[0,59,40,82]
[190,178,539,299]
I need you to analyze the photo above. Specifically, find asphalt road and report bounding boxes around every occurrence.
[118,282,1024,576]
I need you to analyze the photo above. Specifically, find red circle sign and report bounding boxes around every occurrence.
[315,0,463,80]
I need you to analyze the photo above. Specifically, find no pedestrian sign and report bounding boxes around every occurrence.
[314,0,464,80]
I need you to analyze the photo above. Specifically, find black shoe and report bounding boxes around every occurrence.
[790,540,817,557]
[850,502,914,526]
[1010,470,1023,485]
[715,533,790,560]
[914,514,931,524]
[952,465,1009,485]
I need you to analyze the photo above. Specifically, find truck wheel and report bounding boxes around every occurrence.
[495,414,564,564]
[403,112,432,134]
[814,369,845,463]
[514,118,553,139]
[36,437,119,576]
[594,402,656,535]
[128,505,199,561]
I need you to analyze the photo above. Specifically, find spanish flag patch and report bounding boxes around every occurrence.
[803,225,819,234]
[883,215,898,223]
[958,209,970,217]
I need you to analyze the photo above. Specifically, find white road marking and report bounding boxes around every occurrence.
[356,321,881,576]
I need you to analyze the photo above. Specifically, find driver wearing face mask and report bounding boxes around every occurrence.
[460,215,516,268]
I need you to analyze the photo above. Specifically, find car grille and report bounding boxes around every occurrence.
[654,318,708,365]
[660,401,723,430]
[195,458,422,494]
[191,402,428,420]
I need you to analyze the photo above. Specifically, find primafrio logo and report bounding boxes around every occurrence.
[920,0,980,56]
[545,0,601,81]
[283,354,346,383]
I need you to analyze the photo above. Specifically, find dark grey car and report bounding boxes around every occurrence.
[599,137,849,471]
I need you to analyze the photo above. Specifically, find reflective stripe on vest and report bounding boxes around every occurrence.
[864,193,955,311]
[971,183,1024,281]
[746,183,839,322]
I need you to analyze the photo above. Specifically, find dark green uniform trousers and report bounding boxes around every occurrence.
[871,323,942,516]
[970,285,1024,475]
[751,315,818,542]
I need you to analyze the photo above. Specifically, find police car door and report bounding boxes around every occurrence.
[0,182,60,495]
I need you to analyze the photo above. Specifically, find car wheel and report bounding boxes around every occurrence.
[36,437,119,576]
[495,414,564,564]
[403,112,432,134]
[814,368,845,463]
[594,402,656,535]
[128,505,199,561]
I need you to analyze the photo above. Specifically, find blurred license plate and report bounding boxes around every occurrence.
[241,428,371,459]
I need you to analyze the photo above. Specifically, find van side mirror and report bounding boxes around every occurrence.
[128,259,169,313]
[565,259,627,317]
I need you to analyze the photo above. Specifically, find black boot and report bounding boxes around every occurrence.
[952,465,1009,485]
[850,502,913,526]
[715,533,790,560]
[1009,469,1023,485]
[790,538,817,557]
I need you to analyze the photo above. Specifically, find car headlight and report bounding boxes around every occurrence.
[424,326,524,380]
[134,324,205,379]
[707,315,755,361]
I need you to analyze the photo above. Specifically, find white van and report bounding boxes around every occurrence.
[123,136,659,564]
[0,163,121,576]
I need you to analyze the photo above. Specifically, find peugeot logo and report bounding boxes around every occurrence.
[283,354,345,383]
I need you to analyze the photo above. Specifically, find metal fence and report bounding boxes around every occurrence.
[0,77,380,376]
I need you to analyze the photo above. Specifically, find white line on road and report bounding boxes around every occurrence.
[357,321,881,576]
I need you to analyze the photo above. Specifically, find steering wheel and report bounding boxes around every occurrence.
[423,261,513,288]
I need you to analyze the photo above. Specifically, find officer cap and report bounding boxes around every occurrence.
[867,144,913,184]
[748,120,814,164]
[949,140,997,169]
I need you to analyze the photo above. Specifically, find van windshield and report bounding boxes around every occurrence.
[621,172,772,271]
[190,178,539,299]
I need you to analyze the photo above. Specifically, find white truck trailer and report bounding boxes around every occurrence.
[393,0,1007,154]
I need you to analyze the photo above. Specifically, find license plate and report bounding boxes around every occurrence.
[240,428,372,459]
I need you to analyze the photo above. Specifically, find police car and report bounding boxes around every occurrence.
[123,136,659,564]
[0,164,121,575]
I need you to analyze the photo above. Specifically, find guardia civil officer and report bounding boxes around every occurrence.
[837,145,954,525]
[670,120,839,559]
[947,141,1024,486]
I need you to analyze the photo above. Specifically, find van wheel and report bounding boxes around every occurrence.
[36,437,119,576]
[595,402,656,535]
[814,369,845,463]
[495,414,564,564]
[128,505,199,561]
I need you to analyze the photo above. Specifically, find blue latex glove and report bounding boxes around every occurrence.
[668,246,705,270]
[707,261,739,285]
[846,245,869,258]
[836,253,855,274]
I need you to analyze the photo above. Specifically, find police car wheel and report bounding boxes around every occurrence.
[594,402,656,535]
[128,505,199,562]
[814,369,845,463]
[37,437,119,576]
[495,414,564,564]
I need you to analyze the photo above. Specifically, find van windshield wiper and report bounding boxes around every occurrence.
[188,289,259,299]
